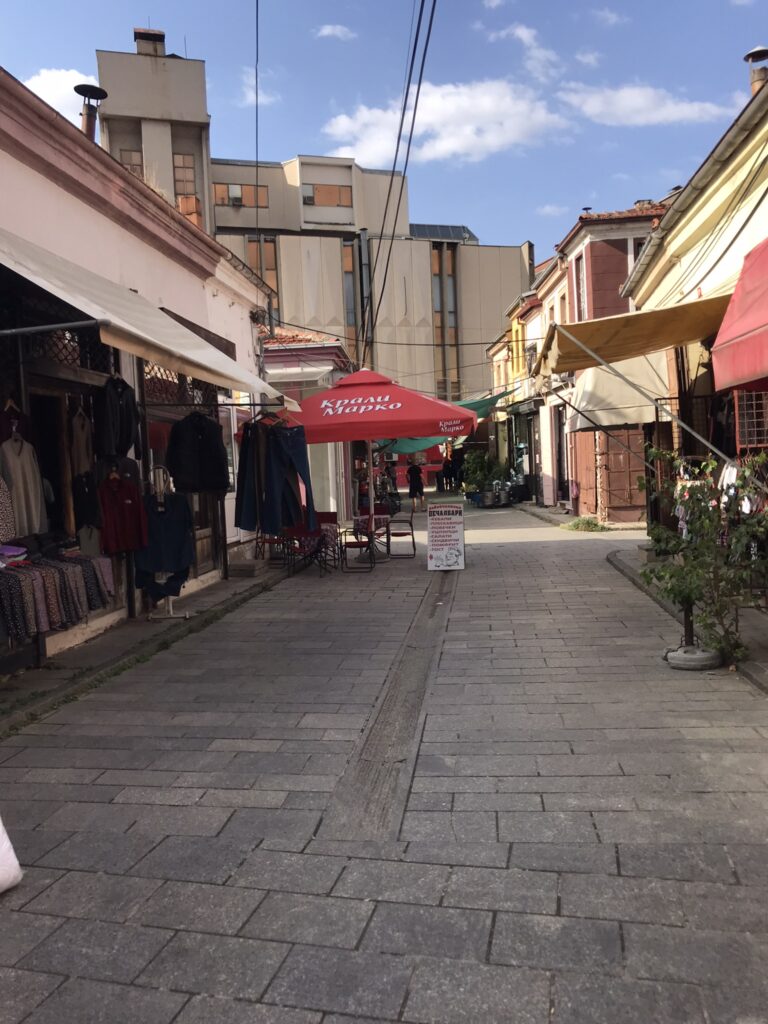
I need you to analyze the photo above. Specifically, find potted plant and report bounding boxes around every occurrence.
[461,451,486,504]
[641,451,768,668]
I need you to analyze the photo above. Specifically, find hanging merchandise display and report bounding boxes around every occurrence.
[97,470,148,555]
[0,478,16,543]
[235,421,267,532]
[96,455,141,489]
[166,411,229,493]
[0,400,32,446]
[77,525,102,557]
[235,421,316,535]
[70,407,94,476]
[72,472,101,531]
[94,375,142,459]
[0,436,47,536]
[135,490,195,603]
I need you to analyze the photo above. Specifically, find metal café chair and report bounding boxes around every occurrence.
[255,529,284,561]
[386,508,416,558]
[315,511,342,570]
[339,524,375,572]
[282,526,325,575]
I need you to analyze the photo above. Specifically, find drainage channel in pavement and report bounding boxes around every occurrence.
[317,569,457,840]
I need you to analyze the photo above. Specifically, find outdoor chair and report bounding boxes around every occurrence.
[315,511,341,570]
[282,526,325,575]
[387,509,416,558]
[339,525,375,572]
[255,529,284,561]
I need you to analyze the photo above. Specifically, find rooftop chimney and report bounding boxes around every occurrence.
[73,83,108,142]
[134,27,166,56]
[744,46,768,96]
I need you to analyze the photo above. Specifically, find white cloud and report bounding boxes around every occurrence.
[612,171,631,180]
[536,203,569,216]
[315,24,357,41]
[575,50,601,68]
[558,82,738,126]
[323,79,568,166]
[23,68,98,125]
[730,0,754,5]
[239,67,280,107]
[487,24,560,82]
[591,7,629,26]
[483,0,505,7]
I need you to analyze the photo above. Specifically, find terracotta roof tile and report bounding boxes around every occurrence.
[578,204,667,222]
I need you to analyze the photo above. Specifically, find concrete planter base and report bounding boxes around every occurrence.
[665,645,722,671]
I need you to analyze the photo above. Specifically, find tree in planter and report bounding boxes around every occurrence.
[641,451,768,664]
[461,452,506,493]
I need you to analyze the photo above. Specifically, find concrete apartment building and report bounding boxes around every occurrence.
[96,28,534,401]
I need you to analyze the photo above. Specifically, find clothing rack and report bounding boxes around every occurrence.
[145,464,190,623]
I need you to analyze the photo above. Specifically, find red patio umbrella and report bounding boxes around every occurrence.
[299,369,477,443]
[299,369,477,528]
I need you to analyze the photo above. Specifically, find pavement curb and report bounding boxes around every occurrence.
[0,569,287,739]
[606,548,768,697]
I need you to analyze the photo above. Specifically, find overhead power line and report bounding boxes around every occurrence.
[362,0,438,369]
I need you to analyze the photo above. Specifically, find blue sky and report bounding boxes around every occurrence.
[4,0,765,258]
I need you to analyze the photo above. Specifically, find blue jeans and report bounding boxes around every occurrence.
[262,426,317,534]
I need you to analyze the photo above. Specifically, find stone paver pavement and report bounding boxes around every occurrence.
[1,508,767,1022]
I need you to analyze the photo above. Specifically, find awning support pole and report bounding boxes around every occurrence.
[0,319,110,337]
[555,324,737,469]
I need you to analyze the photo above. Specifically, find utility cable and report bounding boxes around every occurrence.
[363,0,438,369]
[358,0,426,359]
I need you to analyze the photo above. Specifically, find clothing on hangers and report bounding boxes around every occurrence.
[96,456,141,489]
[0,405,33,446]
[0,478,16,544]
[73,472,101,530]
[98,475,147,555]
[166,411,229,493]
[135,492,194,575]
[70,407,94,476]
[94,376,141,459]
[0,437,47,536]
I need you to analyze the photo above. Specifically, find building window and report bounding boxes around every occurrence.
[173,153,196,196]
[302,183,353,208]
[432,244,459,399]
[120,149,143,178]
[213,183,268,207]
[559,293,567,325]
[342,241,357,331]
[246,236,278,299]
[574,255,587,322]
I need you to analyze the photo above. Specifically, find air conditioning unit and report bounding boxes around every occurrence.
[302,195,315,205]
[231,195,243,206]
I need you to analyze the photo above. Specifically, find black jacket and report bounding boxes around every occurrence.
[166,412,230,493]
[94,377,142,459]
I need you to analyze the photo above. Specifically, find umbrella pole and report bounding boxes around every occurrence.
[367,439,374,535]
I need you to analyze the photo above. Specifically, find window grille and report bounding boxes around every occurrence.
[735,390,768,450]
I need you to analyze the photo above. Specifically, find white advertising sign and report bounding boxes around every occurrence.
[427,503,465,571]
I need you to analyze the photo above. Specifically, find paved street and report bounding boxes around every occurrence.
[1,507,767,1023]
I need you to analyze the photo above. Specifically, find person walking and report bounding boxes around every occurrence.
[442,456,454,493]
[406,458,426,512]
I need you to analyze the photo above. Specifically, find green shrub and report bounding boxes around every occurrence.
[564,517,609,532]
[640,450,768,663]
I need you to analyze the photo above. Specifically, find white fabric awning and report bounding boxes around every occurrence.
[0,226,298,410]
[266,364,334,384]
[566,352,670,432]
